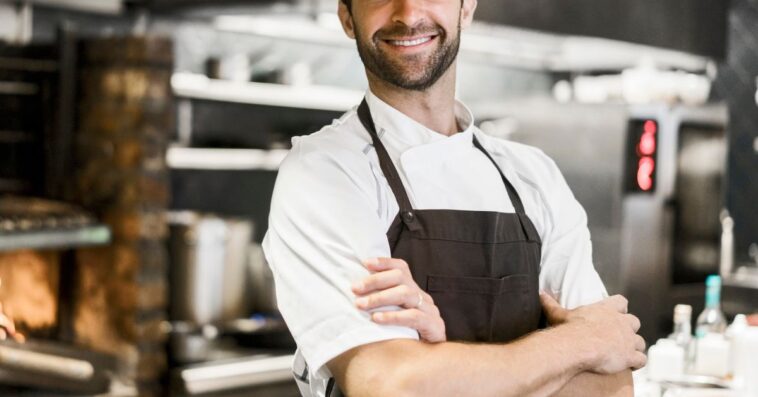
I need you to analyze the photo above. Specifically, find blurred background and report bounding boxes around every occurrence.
[0,0,756,396]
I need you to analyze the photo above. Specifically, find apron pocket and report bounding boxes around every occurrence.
[427,274,536,343]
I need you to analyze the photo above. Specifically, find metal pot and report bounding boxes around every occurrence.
[168,211,253,326]
[247,242,278,314]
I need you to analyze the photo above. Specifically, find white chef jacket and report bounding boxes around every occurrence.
[262,89,608,397]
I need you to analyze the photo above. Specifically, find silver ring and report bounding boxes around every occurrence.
[416,291,424,309]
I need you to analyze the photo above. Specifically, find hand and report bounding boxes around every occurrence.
[352,258,446,343]
[0,301,25,343]
[540,293,646,374]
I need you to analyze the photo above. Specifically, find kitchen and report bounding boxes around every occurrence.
[0,0,757,396]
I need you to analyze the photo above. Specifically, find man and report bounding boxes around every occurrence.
[262,0,646,396]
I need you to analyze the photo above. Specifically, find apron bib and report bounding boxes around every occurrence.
[326,99,544,396]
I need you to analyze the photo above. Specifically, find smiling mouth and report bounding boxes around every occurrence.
[384,35,437,47]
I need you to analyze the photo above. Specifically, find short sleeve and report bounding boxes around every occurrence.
[535,154,608,309]
[262,136,419,379]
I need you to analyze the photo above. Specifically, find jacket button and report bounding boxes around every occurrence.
[401,211,415,223]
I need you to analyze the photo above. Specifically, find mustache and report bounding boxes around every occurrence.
[374,23,444,40]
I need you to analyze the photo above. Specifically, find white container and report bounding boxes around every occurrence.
[732,326,758,394]
[648,338,685,381]
[726,314,749,376]
[693,333,730,378]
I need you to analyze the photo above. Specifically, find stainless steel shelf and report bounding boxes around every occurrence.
[177,354,295,395]
[0,224,111,252]
[171,72,363,112]
[27,0,122,14]
[166,146,288,171]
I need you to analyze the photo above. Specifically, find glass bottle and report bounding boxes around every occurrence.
[669,304,693,351]
[695,275,727,338]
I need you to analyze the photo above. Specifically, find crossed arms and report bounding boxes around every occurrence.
[327,258,645,397]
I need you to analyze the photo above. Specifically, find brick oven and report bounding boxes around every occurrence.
[0,34,174,396]
[73,36,174,396]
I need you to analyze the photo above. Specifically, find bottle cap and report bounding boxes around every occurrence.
[673,304,692,323]
[674,304,692,316]
[706,275,721,288]
[656,338,678,348]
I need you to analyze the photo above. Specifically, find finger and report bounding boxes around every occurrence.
[626,314,641,333]
[12,332,24,344]
[0,314,15,335]
[352,269,404,295]
[422,292,439,314]
[0,314,11,334]
[372,309,424,331]
[363,257,409,274]
[634,335,646,353]
[630,351,648,371]
[372,309,446,343]
[605,295,629,314]
[539,292,568,325]
[0,329,6,341]
[355,285,416,310]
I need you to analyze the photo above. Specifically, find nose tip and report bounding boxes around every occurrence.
[391,0,425,26]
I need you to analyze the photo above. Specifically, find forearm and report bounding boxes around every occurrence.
[553,370,633,397]
[333,324,595,397]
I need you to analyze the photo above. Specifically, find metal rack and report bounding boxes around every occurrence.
[0,224,110,252]
[171,72,362,112]
[0,196,111,252]
[167,146,289,171]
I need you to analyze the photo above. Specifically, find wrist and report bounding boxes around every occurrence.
[550,322,600,373]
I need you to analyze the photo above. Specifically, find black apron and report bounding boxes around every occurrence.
[325,99,544,396]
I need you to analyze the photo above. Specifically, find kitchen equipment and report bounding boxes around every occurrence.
[169,321,220,365]
[0,196,95,232]
[693,334,730,377]
[0,196,110,251]
[171,351,298,396]
[168,211,253,326]
[722,267,758,321]
[648,338,686,381]
[732,326,758,394]
[248,242,277,314]
[168,212,296,362]
[0,339,115,394]
[475,99,729,343]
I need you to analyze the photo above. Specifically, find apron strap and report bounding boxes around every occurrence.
[472,135,528,215]
[358,97,532,235]
[358,99,421,231]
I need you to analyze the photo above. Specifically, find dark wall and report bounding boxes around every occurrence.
[712,0,758,262]
[476,0,729,59]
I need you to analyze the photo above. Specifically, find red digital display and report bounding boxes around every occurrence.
[625,119,658,193]
[637,157,655,191]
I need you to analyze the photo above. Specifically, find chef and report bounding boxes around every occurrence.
[262,0,646,396]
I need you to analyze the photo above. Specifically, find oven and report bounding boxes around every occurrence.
[475,99,729,343]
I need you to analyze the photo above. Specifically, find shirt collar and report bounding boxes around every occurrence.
[364,89,475,147]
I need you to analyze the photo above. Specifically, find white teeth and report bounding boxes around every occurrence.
[389,36,432,47]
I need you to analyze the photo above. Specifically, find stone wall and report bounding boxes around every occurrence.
[73,36,173,397]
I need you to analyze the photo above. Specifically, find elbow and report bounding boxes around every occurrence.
[343,373,416,397]
[383,358,433,397]
[333,340,432,397]
[352,367,415,397]
[351,356,427,397]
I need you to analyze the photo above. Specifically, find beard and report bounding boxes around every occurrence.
[353,19,461,91]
